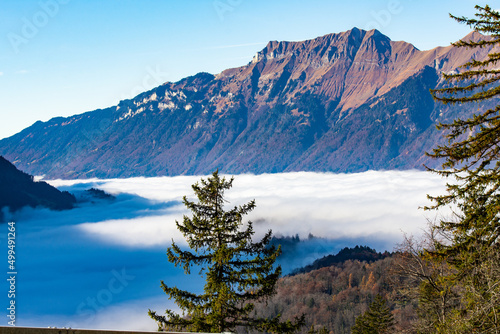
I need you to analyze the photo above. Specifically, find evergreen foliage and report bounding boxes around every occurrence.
[149,170,304,333]
[390,232,462,333]
[351,295,394,334]
[291,245,391,275]
[427,4,500,332]
[306,325,329,334]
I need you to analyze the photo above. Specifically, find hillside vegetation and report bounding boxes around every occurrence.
[0,156,75,220]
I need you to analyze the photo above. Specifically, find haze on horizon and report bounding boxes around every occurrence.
[0,0,478,140]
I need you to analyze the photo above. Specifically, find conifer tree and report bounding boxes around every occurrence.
[427,4,500,332]
[351,295,394,334]
[148,170,304,333]
[307,325,329,334]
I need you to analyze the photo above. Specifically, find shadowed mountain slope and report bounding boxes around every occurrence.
[0,156,76,218]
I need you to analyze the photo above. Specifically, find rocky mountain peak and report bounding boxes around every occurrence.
[251,28,371,65]
[0,29,496,179]
[463,30,492,43]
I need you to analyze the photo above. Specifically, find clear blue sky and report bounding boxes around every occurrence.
[0,0,487,140]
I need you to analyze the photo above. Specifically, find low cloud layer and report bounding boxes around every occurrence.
[50,170,447,249]
[1,170,448,330]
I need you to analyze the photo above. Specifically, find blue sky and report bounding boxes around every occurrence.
[0,0,486,140]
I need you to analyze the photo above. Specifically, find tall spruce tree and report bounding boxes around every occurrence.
[427,4,500,332]
[149,170,304,333]
[351,295,394,334]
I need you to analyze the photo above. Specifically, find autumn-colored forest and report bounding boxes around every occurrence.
[245,245,416,334]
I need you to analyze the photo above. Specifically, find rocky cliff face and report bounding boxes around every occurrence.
[0,28,496,179]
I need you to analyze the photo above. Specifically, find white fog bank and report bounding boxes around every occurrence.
[48,170,448,249]
[0,170,450,330]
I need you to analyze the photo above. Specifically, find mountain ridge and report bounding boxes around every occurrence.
[1,28,497,179]
[0,156,76,219]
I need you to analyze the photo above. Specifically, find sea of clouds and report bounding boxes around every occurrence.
[0,170,449,330]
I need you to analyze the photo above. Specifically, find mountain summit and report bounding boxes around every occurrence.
[0,29,497,178]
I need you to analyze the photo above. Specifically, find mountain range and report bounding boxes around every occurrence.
[1,28,497,179]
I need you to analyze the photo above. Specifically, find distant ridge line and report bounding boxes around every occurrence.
[1,28,497,179]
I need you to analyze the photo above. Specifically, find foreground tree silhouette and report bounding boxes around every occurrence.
[427,4,500,332]
[149,170,304,333]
